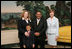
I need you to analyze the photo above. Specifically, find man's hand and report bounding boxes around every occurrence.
[24,32,29,37]
[33,44,35,48]
[34,32,40,36]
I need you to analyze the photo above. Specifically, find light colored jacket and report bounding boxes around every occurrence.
[46,16,59,36]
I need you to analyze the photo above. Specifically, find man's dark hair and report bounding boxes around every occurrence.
[35,10,42,14]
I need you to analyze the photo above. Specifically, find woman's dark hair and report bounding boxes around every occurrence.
[49,9,55,13]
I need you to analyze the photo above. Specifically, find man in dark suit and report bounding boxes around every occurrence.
[31,11,47,48]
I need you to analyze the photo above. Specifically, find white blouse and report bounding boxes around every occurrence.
[22,18,31,23]
[46,16,59,36]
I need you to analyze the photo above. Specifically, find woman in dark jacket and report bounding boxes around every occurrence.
[17,10,31,48]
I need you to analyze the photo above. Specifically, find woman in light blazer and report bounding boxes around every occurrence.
[46,9,59,48]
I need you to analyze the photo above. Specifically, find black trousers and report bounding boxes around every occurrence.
[25,39,33,48]
[25,45,33,48]
[19,38,23,48]
[35,37,45,48]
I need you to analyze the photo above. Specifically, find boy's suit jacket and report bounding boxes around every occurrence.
[23,31,35,46]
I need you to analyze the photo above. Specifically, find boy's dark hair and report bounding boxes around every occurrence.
[26,24,31,27]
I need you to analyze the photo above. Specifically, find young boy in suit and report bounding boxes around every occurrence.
[23,24,35,48]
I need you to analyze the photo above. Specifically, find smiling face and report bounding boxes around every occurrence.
[21,10,30,20]
[49,9,55,18]
[23,12,29,19]
[50,12,54,18]
[26,25,31,31]
[36,12,42,19]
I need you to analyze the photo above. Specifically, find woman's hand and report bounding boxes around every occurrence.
[55,36,59,41]
[24,32,29,37]
[33,44,35,48]
[46,34,48,40]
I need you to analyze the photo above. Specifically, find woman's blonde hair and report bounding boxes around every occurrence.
[21,10,31,20]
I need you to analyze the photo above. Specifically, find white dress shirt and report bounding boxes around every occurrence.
[37,19,40,25]
[22,18,29,23]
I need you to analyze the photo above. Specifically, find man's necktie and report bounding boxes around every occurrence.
[37,21,39,25]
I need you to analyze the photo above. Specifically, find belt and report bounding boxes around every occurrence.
[48,33,56,35]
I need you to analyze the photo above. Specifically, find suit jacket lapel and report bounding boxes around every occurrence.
[28,20,31,24]
[35,19,37,27]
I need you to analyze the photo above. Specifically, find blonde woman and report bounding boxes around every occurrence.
[46,9,59,48]
[17,10,31,48]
